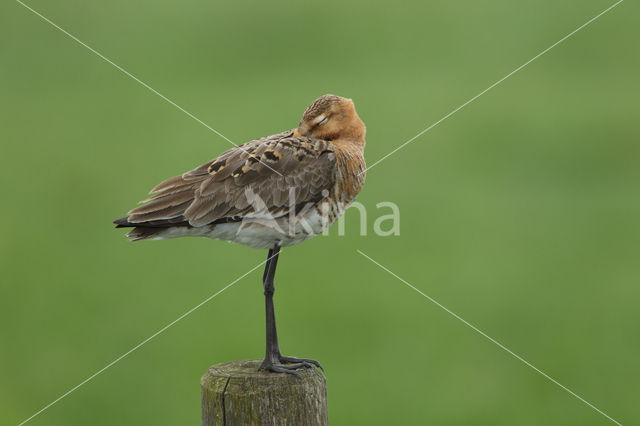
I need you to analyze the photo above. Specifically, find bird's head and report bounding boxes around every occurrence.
[294,94,366,145]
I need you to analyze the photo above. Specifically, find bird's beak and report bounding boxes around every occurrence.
[292,129,301,137]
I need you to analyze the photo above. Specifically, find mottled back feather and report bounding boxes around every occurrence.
[125,130,337,228]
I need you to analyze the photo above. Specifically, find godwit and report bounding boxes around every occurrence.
[115,94,366,375]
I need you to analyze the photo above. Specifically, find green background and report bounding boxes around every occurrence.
[1,0,638,424]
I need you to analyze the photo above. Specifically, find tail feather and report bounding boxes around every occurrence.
[114,215,236,241]
[113,217,169,241]
[114,217,133,228]
[125,227,165,241]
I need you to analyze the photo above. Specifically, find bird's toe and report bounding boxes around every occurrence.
[261,362,303,378]
[280,356,323,371]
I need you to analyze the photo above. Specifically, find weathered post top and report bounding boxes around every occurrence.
[201,359,328,426]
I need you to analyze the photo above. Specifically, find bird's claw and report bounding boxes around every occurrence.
[260,355,322,378]
[262,363,304,378]
[280,356,324,371]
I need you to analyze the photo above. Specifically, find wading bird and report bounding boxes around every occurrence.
[115,94,366,376]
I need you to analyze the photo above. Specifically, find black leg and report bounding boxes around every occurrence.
[262,247,281,364]
[259,246,323,378]
[262,248,274,285]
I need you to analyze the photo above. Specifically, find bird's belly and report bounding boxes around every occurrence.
[152,200,349,250]
[167,205,326,249]
[209,217,320,249]
[220,202,339,249]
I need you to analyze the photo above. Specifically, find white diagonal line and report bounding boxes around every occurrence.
[16,252,278,426]
[15,0,283,177]
[362,0,623,175]
[356,249,623,425]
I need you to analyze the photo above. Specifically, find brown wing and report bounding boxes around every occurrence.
[123,130,336,228]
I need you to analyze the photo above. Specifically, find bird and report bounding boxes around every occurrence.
[114,94,366,376]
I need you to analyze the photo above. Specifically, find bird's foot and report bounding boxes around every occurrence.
[260,355,323,378]
[279,356,323,371]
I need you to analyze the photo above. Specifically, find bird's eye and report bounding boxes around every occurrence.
[316,116,328,126]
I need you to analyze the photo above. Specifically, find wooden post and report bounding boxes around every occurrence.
[201,359,328,426]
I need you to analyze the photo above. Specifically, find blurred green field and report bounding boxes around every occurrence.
[1,0,638,425]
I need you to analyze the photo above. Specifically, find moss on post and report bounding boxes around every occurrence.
[201,359,328,426]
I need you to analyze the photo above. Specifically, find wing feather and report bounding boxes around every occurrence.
[126,130,336,228]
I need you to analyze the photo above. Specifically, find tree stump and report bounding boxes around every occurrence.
[201,359,328,426]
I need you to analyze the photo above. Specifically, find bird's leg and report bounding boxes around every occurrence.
[259,246,322,377]
[262,247,282,364]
